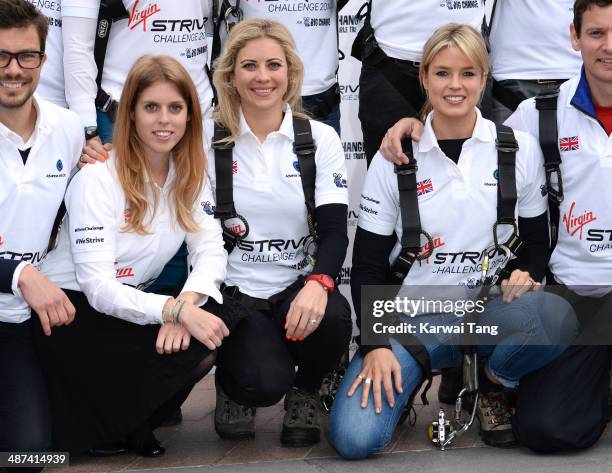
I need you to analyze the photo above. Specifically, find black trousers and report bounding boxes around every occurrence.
[513,288,611,452]
[359,49,425,165]
[216,289,352,407]
[0,320,50,473]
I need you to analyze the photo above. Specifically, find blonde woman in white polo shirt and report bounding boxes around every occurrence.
[208,19,352,447]
[329,24,577,458]
[34,55,229,457]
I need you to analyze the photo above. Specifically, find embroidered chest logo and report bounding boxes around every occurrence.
[562,201,597,239]
[0,235,4,247]
[124,209,132,223]
[559,136,580,152]
[128,0,161,31]
[416,178,434,196]
[333,173,347,188]
[200,201,215,215]
[56,159,63,172]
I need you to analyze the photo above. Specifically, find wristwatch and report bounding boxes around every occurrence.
[305,274,335,293]
[84,126,99,141]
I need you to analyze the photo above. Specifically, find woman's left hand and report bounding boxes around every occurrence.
[156,322,191,354]
[284,281,328,341]
[500,269,542,303]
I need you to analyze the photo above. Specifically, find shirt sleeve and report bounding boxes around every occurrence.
[515,131,548,218]
[182,179,227,306]
[66,165,170,325]
[62,11,100,129]
[312,122,349,207]
[0,260,24,294]
[504,97,539,138]
[357,152,400,236]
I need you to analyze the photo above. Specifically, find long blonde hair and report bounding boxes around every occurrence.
[113,55,205,234]
[212,19,306,141]
[419,24,489,121]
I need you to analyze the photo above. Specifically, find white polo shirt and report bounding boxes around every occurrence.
[205,105,348,299]
[42,155,226,325]
[489,0,581,81]
[359,110,547,288]
[239,1,338,96]
[62,0,213,127]
[507,73,612,296]
[27,0,67,107]
[0,97,83,323]
[370,0,485,62]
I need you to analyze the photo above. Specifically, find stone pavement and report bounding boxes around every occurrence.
[55,374,612,473]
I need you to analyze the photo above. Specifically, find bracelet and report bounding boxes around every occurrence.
[174,300,187,325]
[162,298,175,323]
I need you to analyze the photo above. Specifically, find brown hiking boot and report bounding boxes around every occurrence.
[476,391,518,448]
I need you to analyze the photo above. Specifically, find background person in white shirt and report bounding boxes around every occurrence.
[483,0,582,123]
[0,2,81,470]
[221,0,343,134]
[34,55,229,457]
[209,19,352,447]
[329,24,576,459]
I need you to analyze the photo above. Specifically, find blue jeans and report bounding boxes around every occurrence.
[96,110,114,144]
[328,291,577,459]
[302,86,341,136]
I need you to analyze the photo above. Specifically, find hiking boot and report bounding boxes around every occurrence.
[438,367,463,404]
[214,376,256,439]
[476,391,518,448]
[281,387,321,447]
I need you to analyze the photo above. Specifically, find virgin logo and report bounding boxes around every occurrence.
[562,201,597,239]
[419,236,445,263]
[128,0,161,31]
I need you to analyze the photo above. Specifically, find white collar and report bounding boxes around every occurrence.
[238,103,294,141]
[418,108,493,155]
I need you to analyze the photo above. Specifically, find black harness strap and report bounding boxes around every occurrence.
[211,124,241,252]
[535,91,563,253]
[388,141,423,284]
[495,124,523,256]
[350,0,372,61]
[292,116,317,220]
[94,0,128,122]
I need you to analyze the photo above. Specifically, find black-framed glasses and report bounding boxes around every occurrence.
[0,50,44,69]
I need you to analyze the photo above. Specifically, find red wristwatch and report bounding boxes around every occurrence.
[305,274,335,293]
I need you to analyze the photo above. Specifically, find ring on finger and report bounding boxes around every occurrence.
[357,374,364,380]
[309,319,318,325]
[80,154,88,163]
[364,378,372,385]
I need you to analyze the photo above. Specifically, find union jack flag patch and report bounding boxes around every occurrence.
[559,136,579,151]
[232,160,238,174]
[416,178,434,196]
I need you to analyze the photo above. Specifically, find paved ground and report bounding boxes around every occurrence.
[55,375,612,473]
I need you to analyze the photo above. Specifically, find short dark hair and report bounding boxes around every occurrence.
[574,0,612,37]
[0,0,48,51]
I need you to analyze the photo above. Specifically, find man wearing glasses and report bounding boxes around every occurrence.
[0,1,83,469]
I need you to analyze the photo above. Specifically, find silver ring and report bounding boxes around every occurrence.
[309,319,318,325]
[357,374,364,380]
[364,378,372,385]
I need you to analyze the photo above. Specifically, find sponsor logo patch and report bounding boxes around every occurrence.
[562,201,597,239]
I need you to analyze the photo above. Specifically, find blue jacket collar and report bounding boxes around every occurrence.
[570,66,597,119]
